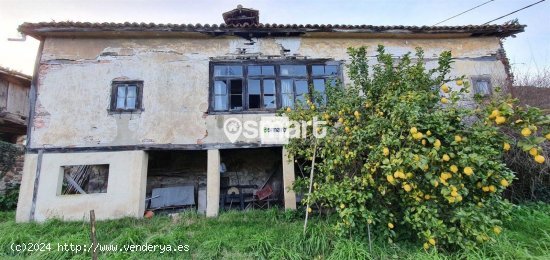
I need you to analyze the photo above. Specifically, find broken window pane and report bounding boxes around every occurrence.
[248,80,261,109]
[60,165,109,195]
[230,79,243,110]
[280,65,306,76]
[264,80,276,109]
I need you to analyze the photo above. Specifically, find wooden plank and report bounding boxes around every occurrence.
[90,210,98,260]
[29,149,43,221]
[64,173,87,194]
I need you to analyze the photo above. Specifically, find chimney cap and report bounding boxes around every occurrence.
[222,5,259,25]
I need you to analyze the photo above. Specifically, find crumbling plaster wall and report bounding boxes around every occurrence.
[31,35,507,148]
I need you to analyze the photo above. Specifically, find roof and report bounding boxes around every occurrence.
[18,21,525,39]
[0,66,32,86]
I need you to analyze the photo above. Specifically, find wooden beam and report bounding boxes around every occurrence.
[29,149,43,221]
[26,142,284,154]
[64,173,87,194]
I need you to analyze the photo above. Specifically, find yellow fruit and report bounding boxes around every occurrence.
[454,135,462,142]
[495,116,506,125]
[451,190,458,197]
[503,143,511,151]
[424,194,431,200]
[413,132,423,140]
[500,179,509,187]
[441,84,450,93]
[442,154,450,161]
[433,180,439,187]
[546,133,550,140]
[493,226,502,235]
[410,127,418,134]
[434,139,441,149]
[535,155,545,164]
[354,111,360,117]
[429,238,436,246]
[426,130,432,136]
[529,148,538,156]
[388,223,394,229]
[463,167,474,176]
[340,203,345,209]
[387,175,395,184]
[422,139,426,145]
[450,165,458,173]
[365,102,371,108]
[521,128,532,137]
[441,97,449,104]
[482,186,490,192]
[383,147,390,156]
[345,126,351,133]
[338,117,344,123]
[456,79,463,86]
[307,207,312,213]
[489,185,496,192]
[286,107,292,113]
[398,171,406,179]
[403,184,412,192]
[423,243,430,250]
[489,109,500,119]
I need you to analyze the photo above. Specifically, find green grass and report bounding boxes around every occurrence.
[0,204,549,259]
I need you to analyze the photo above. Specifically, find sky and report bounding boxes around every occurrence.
[1,0,548,77]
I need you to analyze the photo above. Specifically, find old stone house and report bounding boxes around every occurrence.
[15,6,524,222]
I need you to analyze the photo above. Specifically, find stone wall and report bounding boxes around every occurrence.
[0,143,24,194]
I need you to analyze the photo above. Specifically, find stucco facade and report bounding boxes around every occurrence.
[15,10,523,222]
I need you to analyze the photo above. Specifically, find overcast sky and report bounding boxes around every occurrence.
[1,0,548,76]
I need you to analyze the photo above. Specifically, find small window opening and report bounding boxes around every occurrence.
[60,164,109,195]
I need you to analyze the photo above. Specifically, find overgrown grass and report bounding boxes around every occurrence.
[0,204,549,259]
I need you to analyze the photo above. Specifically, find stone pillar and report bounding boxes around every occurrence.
[206,149,220,217]
[282,147,297,210]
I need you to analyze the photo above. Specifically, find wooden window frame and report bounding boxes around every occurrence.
[109,80,144,113]
[208,60,342,114]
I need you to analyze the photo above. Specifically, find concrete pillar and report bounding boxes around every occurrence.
[282,147,297,210]
[206,149,220,217]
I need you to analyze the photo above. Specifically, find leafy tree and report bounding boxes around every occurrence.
[282,45,550,250]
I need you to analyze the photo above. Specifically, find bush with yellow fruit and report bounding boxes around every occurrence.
[283,45,549,250]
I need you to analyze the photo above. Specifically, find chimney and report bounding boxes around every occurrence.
[222,5,259,25]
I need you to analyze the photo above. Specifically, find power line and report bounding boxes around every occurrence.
[433,0,496,26]
[482,0,546,25]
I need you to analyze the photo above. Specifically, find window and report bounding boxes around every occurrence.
[210,61,341,112]
[60,164,109,195]
[472,77,492,97]
[110,81,143,112]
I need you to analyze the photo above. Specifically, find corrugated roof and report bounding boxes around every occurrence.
[18,21,525,38]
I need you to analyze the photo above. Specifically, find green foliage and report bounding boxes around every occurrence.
[283,45,550,250]
[0,206,549,259]
[0,141,20,179]
[0,185,19,211]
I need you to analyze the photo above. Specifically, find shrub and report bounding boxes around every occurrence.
[0,184,20,211]
[282,45,549,250]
